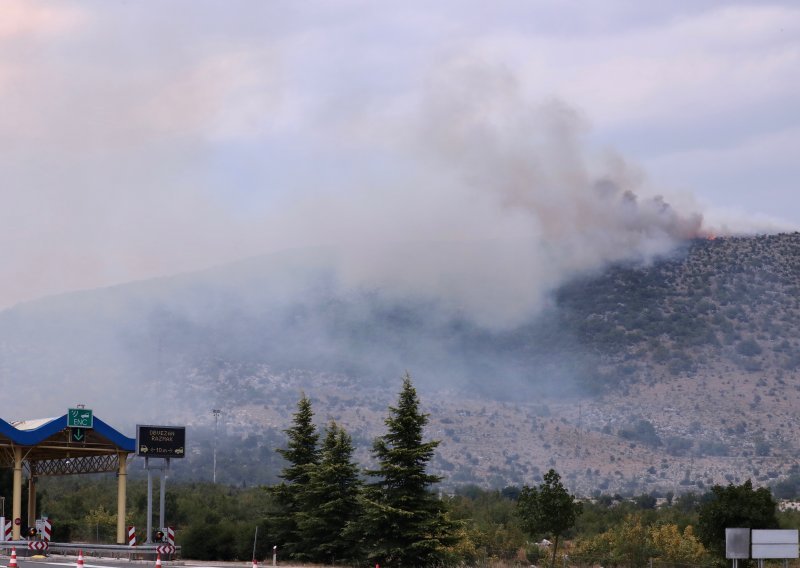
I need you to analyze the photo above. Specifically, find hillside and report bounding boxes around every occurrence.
[1,233,799,495]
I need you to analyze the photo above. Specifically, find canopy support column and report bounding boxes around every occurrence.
[12,446,22,539]
[116,453,128,544]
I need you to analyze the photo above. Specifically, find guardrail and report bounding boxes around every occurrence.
[1,541,181,560]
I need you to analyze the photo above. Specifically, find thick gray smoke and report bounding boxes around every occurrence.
[329,63,704,328]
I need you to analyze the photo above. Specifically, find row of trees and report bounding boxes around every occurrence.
[264,374,786,567]
[268,373,457,567]
[32,471,786,566]
[24,373,789,567]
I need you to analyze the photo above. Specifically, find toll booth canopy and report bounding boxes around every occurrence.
[0,413,134,543]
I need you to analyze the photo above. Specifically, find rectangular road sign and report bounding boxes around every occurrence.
[67,408,93,428]
[726,528,751,559]
[752,529,799,559]
[136,425,186,458]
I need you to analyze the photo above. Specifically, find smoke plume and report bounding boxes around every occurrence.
[325,62,705,328]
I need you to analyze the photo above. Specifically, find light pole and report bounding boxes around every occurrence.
[212,409,221,483]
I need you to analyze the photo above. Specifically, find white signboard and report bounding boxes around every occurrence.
[752,529,799,559]
[726,528,751,559]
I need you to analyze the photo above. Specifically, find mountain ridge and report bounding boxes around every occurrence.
[1,233,799,495]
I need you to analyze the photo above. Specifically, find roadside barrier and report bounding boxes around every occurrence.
[1,541,180,560]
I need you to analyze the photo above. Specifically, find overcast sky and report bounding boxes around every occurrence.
[1,0,798,310]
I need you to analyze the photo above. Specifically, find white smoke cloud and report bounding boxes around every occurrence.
[0,0,796,324]
[320,62,705,328]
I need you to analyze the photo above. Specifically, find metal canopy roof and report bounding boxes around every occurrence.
[0,414,136,475]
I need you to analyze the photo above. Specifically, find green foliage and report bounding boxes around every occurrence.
[574,515,708,568]
[276,393,320,485]
[357,373,458,567]
[268,393,320,559]
[448,486,527,561]
[25,463,792,567]
[295,421,362,564]
[697,479,779,559]
[36,475,275,558]
[517,469,582,567]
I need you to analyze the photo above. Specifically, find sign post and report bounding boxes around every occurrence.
[137,425,186,544]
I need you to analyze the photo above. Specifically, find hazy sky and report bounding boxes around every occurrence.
[1,0,798,310]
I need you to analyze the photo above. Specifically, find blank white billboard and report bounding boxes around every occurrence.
[751,529,799,559]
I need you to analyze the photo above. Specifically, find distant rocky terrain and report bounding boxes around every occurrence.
[1,233,799,495]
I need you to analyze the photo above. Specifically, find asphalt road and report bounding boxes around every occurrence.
[4,557,296,568]
[4,558,240,568]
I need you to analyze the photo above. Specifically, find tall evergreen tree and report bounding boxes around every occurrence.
[269,393,320,559]
[296,421,363,564]
[358,373,457,567]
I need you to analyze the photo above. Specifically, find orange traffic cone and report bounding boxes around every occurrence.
[9,548,18,568]
[155,552,162,568]
[77,550,84,568]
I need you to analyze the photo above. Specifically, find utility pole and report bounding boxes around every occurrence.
[212,409,221,483]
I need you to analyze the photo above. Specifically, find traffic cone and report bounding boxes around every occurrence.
[155,552,162,568]
[9,548,17,568]
[76,550,84,568]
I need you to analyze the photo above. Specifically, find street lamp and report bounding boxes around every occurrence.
[212,409,221,483]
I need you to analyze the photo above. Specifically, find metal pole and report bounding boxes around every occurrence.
[212,409,221,483]
[146,458,152,543]
[252,525,258,561]
[272,545,277,567]
[159,461,167,531]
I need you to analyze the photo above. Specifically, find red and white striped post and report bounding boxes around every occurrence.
[128,526,136,546]
[1,517,12,541]
[166,526,175,545]
[42,518,52,543]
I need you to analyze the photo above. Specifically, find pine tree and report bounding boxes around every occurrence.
[269,393,320,559]
[296,421,363,564]
[358,373,457,567]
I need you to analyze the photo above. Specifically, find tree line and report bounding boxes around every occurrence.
[19,373,797,567]
[266,373,457,566]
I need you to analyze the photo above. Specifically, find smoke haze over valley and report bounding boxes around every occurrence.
[2,233,800,495]
[2,1,800,494]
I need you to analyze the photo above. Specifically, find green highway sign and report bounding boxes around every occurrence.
[71,428,85,442]
[67,408,93,428]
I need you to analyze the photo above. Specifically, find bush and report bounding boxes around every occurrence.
[736,338,763,356]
